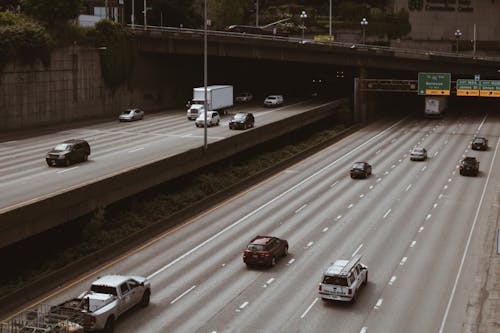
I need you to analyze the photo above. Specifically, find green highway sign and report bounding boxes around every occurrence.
[456,79,480,96]
[418,72,451,95]
[480,80,500,97]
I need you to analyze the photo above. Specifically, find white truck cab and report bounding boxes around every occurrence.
[318,254,368,302]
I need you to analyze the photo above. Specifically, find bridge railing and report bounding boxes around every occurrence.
[130,25,500,63]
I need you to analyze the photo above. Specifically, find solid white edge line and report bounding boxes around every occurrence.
[438,132,499,333]
[147,118,407,280]
[300,298,318,319]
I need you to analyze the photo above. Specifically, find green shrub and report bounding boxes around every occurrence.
[0,11,52,65]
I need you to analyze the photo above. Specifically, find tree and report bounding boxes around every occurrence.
[147,0,201,28]
[20,0,81,25]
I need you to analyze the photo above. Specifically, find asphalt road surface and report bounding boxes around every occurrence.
[0,99,329,212]
[5,110,500,333]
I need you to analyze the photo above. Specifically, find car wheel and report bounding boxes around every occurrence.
[270,257,276,267]
[351,291,358,303]
[103,316,115,333]
[283,246,288,257]
[363,272,368,286]
[140,290,151,307]
[65,159,71,166]
[83,153,88,162]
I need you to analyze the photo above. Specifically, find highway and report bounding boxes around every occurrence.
[0,99,328,212]
[10,109,498,332]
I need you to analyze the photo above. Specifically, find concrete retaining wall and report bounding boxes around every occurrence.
[0,99,346,248]
[0,47,168,130]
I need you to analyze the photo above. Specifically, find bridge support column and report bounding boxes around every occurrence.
[354,67,367,122]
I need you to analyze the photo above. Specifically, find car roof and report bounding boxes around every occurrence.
[324,255,362,277]
[250,235,274,245]
[61,139,87,145]
[473,137,486,141]
[92,275,132,287]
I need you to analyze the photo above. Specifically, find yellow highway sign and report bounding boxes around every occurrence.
[425,89,450,95]
[457,90,479,96]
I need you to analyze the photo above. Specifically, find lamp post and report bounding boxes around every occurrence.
[360,18,368,44]
[329,0,332,39]
[203,0,208,150]
[256,0,259,27]
[300,10,307,41]
[454,28,462,54]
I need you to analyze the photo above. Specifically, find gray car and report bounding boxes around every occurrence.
[410,147,427,161]
[119,108,144,122]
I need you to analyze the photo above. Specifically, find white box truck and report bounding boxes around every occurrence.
[424,96,447,118]
[187,85,233,120]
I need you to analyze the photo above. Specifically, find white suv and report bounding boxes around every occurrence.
[264,95,284,107]
[318,254,368,302]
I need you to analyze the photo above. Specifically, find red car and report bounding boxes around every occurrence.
[243,236,289,267]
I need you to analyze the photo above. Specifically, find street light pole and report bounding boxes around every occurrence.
[360,18,368,44]
[143,0,147,30]
[300,10,307,41]
[203,0,208,151]
[256,0,259,27]
[329,0,332,39]
[131,0,135,29]
[454,28,462,54]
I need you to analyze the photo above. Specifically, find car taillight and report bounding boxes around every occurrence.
[348,288,352,295]
[318,284,322,291]
[243,250,250,256]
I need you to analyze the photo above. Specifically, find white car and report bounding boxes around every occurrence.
[264,95,284,107]
[235,92,253,102]
[318,254,368,302]
[410,147,428,161]
[119,108,144,121]
[195,111,220,127]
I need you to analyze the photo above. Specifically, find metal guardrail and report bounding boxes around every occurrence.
[129,24,500,63]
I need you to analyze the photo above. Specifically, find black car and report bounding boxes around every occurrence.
[459,156,479,176]
[229,112,255,130]
[471,137,488,151]
[46,139,91,166]
[350,162,372,179]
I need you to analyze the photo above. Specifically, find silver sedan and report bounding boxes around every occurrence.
[410,147,428,161]
[119,108,144,122]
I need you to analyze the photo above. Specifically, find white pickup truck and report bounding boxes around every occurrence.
[51,275,151,332]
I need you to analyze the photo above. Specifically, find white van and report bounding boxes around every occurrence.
[318,254,368,302]
[195,111,220,127]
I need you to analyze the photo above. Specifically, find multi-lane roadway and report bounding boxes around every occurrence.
[0,99,329,212]
[6,108,499,332]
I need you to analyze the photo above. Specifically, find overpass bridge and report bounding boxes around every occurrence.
[134,26,500,120]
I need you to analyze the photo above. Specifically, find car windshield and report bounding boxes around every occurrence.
[53,144,71,151]
[473,138,483,143]
[412,148,424,153]
[323,275,348,286]
[234,114,246,120]
[122,110,133,115]
[267,96,277,100]
[352,162,365,169]
[247,244,265,251]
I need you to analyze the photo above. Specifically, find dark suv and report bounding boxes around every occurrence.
[46,139,91,166]
[459,156,479,176]
[471,137,488,151]
[350,162,372,179]
[243,236,288,267]
[229,112,255,130]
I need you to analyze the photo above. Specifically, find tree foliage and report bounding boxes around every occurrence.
[148,0,201,27]
[0,11,52,65]
[90,20,136,88]
[20,0,81,26]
